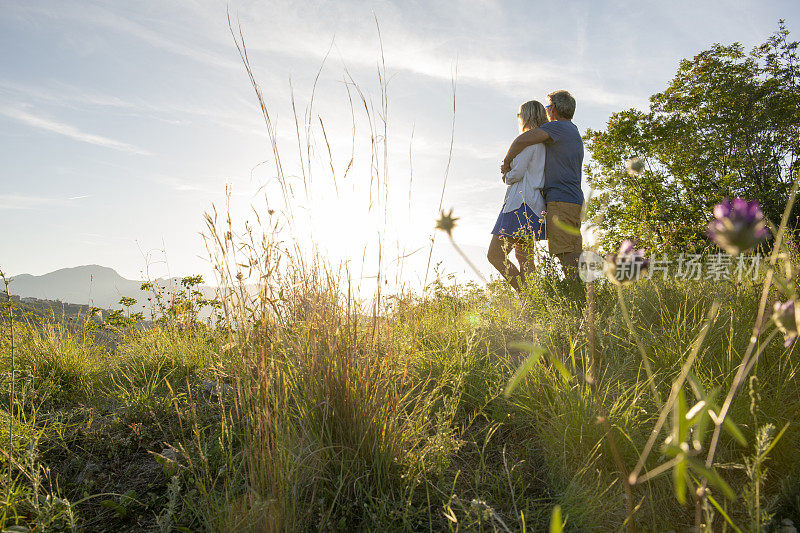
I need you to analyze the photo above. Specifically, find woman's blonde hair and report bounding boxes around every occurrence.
[518,100,547,132]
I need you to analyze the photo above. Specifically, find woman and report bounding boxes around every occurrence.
[487,100,548,291]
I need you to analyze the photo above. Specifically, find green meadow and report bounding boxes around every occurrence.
[2,250,800,531]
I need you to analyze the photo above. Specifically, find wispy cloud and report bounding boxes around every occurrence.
[0,107,151,155]
[0,193,92,210]
[0,80,265,135]
[144,173,243,195]
[8,2,240,71]
[0,80,133,109]
[8,2,646,109]
[82,7,240,71]
[221,2,647,108]
[0,194,63,210]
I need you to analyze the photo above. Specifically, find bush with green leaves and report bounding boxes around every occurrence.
[585,21,800,253]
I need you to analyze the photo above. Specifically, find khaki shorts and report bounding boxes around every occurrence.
[545,201,583,255]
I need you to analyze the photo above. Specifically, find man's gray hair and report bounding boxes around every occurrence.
[547,90,576,119]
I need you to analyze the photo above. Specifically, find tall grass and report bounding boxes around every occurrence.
[2,252,800,530]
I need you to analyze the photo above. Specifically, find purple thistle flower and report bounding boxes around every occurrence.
[618,239,636,255]
[707,198,769,255]
[604,239,650,285]
[773,300,799,347]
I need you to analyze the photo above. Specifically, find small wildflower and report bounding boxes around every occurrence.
[772,300,799,347]
[626,157,645,176]
[604,239,649,284]
[236,272,244,281]
[225,231,233,241]
[707,198,769,255]
[540,210,547,218]
[435,208,459,237]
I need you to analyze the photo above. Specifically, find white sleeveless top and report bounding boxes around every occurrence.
[501,143,545,216]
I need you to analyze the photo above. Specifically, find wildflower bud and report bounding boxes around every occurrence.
[707,198,769,255]
[435,209,459,237]
[604,239,649,285]
[772,300,800,347]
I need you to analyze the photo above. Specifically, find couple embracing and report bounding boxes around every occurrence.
[487,90,584,290]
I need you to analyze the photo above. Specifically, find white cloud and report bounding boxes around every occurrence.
[0,79,268,136]
[0,194,64,210]
[220,1,645,108]
[0,107,151,155]
[0,80,132,109]
[0,193,93,210]
[9,1,645,109]
[8,2,241,71]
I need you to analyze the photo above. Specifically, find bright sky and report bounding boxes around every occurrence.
[2,0,797,292]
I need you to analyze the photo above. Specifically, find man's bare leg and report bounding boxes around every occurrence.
[488,235,524,292]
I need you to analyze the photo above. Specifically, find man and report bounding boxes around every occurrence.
[501,90,584,279]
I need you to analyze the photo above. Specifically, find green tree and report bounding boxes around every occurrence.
[585,21,800,253]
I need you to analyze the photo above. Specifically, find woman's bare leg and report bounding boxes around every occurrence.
[515,240,540,279]
[488,235,523,292]
[514,242,529,277]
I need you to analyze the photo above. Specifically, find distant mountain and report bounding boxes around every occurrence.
[7,265,217,315]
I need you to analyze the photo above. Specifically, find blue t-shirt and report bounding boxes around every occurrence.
[539,120,584,205]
